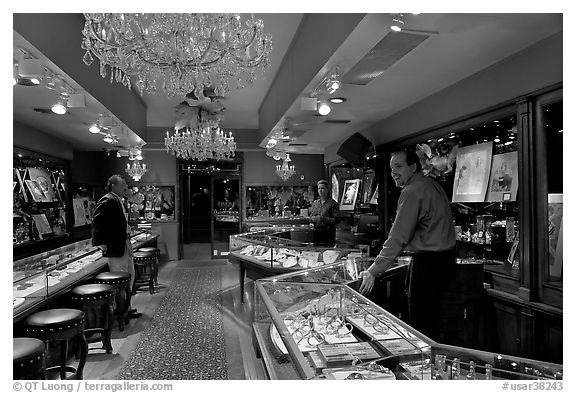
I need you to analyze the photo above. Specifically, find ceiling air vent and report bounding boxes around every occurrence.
[342,31,430,86]
[288,143,308,146]
[33,108,57,114]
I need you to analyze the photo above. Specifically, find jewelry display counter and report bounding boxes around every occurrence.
[252,261,563,380]
[243,217,310,232]
[13,229,159,322]
[229,228,363,302]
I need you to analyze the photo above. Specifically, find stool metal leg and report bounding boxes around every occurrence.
[59,340,67,380]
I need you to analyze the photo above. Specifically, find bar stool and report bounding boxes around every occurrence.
[133,251,158,295]
[13,337,46,380]
[137,247,160,286]
[93,272,131,331]
[20,309,87,380]
[70,284,114,354]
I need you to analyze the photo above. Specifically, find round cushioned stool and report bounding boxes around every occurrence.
[13,337,46,380]
[132,251,158,295]
[70,284,114,354]
[21,309,87,380]
[93,272,131,331]
[137,247,160,286]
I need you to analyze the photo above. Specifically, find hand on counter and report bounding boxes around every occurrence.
[358,270,375,295]
[99,245,108,254]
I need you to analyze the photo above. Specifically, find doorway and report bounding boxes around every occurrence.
[179,161,242,260]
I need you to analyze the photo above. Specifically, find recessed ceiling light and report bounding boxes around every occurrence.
[89,125,100,134]
[329,97,346,104]
[51,103,67,115]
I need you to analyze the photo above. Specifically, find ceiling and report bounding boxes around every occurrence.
[13,13,563,157]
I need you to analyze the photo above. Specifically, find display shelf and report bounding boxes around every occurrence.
[252,261,563,380]
[13,229,159,322]
[229,227,364,302]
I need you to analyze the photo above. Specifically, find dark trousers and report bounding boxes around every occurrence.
[406,249,456,341]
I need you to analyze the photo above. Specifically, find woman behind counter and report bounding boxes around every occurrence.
[309,179,339,246]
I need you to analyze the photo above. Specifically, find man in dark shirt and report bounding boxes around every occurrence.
[309,179,339,246]
[359,149,456,340]
[92,174,141,318]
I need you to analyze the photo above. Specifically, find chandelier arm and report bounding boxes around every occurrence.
[227,25,259,51]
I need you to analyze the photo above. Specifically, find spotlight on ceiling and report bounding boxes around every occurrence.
[51,102,67,115]
[329,97,346,104]
[317,101,331,116]
[89,125,100,134]
[390,14,405,32]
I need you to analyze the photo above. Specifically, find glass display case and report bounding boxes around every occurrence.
[230,227,364,271]
[252,261,563,380]
[14,229,159,321]
[253,273,431,380]
[13,239,105,320]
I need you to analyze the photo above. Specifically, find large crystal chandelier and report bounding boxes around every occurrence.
[165,106,236,161]
[276,154,296,181]
[81,13,273,98]
[126,161,147,181]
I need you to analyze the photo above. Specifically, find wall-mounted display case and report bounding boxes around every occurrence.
[252,262,563,380]
[13,148,69,257]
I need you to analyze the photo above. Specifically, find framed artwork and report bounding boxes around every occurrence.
[27,167,56,202]
[452,142,493,202]
[331,173,339,202]
[32,214,53,238]
[73,197,89,226]
[369,185,379,205]
[361,170,375,205]
[548,194,563,279]
[340,179,361,211]
[487,152,518,202]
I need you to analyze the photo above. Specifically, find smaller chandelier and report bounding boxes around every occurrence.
[276,154,295,181]
[126,161,147,181]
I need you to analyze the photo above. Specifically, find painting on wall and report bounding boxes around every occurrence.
[452,142,493,202]
[487,152,519,202]
[361,170,375,205]
[27,167,56,202]
[548,193,563,279]
[340,179,361,211]
[331,173,339,202]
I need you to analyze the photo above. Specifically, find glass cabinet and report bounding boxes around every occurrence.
[252,261,563,380]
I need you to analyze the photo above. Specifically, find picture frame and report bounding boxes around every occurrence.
[340,179,361,211]
[361,170,375,205]
[487,152,518,202]
[452,142,493,202]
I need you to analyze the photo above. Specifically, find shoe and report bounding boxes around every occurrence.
[127,312,143,319]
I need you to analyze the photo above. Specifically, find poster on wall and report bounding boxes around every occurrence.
[340,179,361,211]
[331,173,339,202]
[452,142,493,202]
[487,152,519,202]
[27,167,56,202]
[548,193,563,279]
[361,170,375,205]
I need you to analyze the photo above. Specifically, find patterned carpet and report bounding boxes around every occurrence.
[117,264,228,380]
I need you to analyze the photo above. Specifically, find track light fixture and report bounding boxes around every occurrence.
[390,14,405,32]
[317,101,331,116]
[51,95,67,115]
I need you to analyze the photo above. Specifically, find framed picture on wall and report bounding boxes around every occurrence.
[361,170,375,205]
[452,142,493,202]
[487,152,519,202]
[340,179,361,211]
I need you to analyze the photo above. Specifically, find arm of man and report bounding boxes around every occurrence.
[359,190,421,294]
[92,196,113,250]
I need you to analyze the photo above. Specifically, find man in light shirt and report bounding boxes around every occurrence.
[359,149,456,340]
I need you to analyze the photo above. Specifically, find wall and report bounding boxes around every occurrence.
[243,151,325,185]
[70,150,109,186]
[324,32,563,163]
[14,120,74,160]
